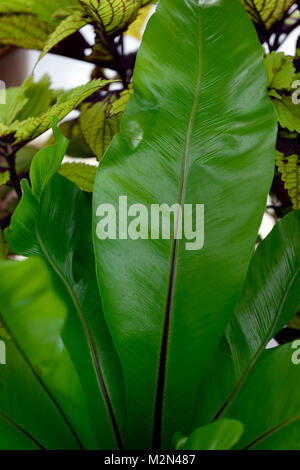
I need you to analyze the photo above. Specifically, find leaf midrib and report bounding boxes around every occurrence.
[36,224,123,449]
[152,9,203,449]
[0,411,45,450]
[0,313,83,450]
[245,412,300,449]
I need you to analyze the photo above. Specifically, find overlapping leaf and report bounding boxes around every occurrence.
[80,98,122,160]
[174,420,244,451]
[196,210,300,427]
[225,344,300,450]
[37,11,87,64]
[276,151,300,209]
[0,78,110,144]
[265,51,296,91]
[4,120,126,449]
[240,0,295,29]
[0,257,87,450]
[0,14,53,49]
[93,0,277,449]
[59,162,97,192]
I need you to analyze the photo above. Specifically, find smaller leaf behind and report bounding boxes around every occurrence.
[196,210,300,425]
[0,14,53,49]
[13,79,112,144]
[175,420,244,451]
[275,151,300,209]
[80,99,122,160]
[239,0,295,30]
[59,162,97,192]
[36,11,87,65]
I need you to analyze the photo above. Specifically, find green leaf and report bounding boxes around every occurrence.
[109,86,134,118]
[126,4,152,40]
[37,11,87,65]
[80,99,122,160]
[240,0,295,29]
[226,209,300,378]
[13,79,111,144]
[177,420,244,451]
[0,14,53,49]
[264,52,296,91]
[15,75,53,121]
[93,0,277,449]
[80,0,142,37]
[224,344,300,450]
[0,257,87,449]
[196,210,300,425]
[59,162,97,192]
[0,171,10,187]
[0,228,9,260]
[0,76,53,140]
[29,116,69,198]
[5,121,126,449]
[15,146,38,175]
[0,303,89,450]
[0,0,78,24]
[273,95,300,133]
[46,119,94,158]
[276,151,300,209]
[0,77,33,126]
[290,312,300,330]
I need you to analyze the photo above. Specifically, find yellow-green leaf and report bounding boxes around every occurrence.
[273,96,300,133]
[0,14,53,49]
[264,52,296,91]
[0,0,79,24]
[109,85,133,117]
[80,99,121,160]
[13,79,111,144]
[59,162,97,192]
[37,11,87,64]
[126,3,152,40]
[80,0,142,37]
[15,75,53,120]
[240,0,295,29]
[85,41,114,66]
[0,171,10,187]
[0,77,33,126]
[0,228,9,260]
[276,150,300,209]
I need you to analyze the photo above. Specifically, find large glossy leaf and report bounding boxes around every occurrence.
[5,122,125,449]
[0,259,87,450]
[224,344,300,450]
[196,210,300,425]
[93,0,277,449]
